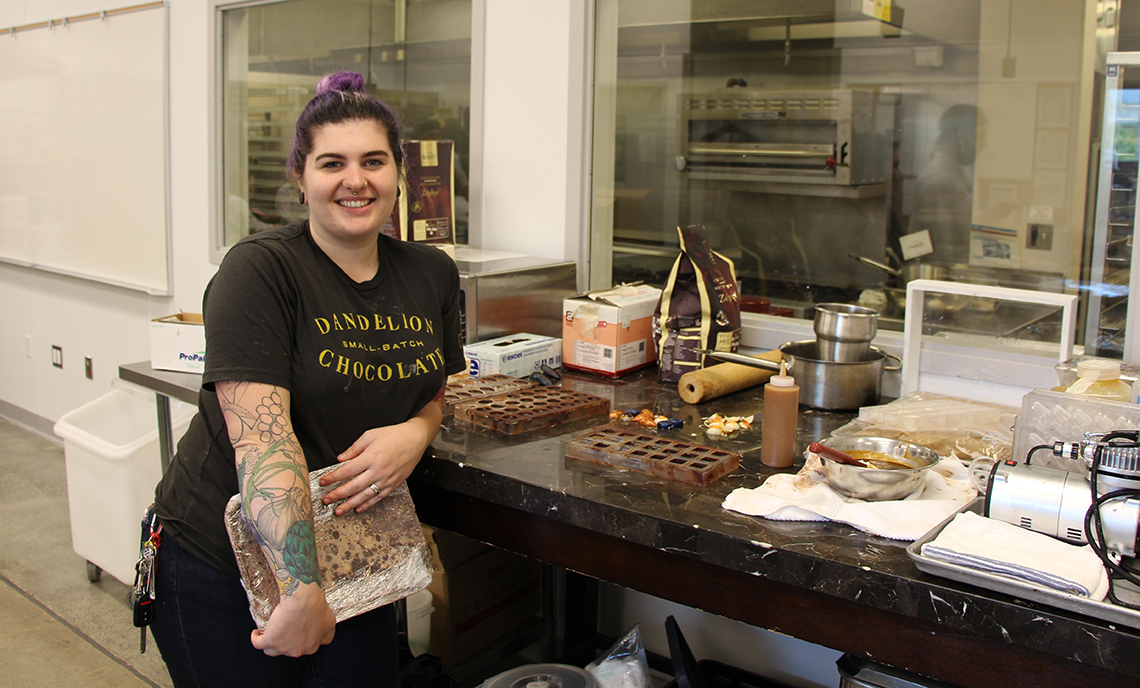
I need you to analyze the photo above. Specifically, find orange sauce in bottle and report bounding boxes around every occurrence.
[760,363,800,468]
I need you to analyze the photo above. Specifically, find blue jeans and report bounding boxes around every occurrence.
[150,526,399,688]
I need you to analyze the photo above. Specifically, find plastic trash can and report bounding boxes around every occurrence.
[54,380,195,585]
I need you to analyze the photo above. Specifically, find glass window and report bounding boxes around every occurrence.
[590,0,1135,354]
[219,0,472,251]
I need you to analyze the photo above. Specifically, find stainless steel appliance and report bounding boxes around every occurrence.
[676,88,894,188]
[454,250,577,344]
[984,431,1140,560]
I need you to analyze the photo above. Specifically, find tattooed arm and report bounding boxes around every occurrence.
[215,380,336,657]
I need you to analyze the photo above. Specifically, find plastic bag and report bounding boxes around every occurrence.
[586,624,650,688]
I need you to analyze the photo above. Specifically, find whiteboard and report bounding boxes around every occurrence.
[0,4,170,295]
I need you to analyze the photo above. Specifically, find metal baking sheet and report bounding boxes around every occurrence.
[906,499,1140,630]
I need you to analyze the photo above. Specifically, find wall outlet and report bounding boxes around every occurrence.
[1027,223,1053,250]
[51,345,63,369]
[85,357,93,380]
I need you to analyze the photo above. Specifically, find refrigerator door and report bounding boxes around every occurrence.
[1088,53,1140,359]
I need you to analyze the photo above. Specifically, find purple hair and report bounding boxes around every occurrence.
[286,71,404,179]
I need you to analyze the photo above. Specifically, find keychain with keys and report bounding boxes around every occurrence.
[131,510,162,653]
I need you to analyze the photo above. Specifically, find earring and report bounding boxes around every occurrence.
[396,187,401,199]
[299,192,306,205]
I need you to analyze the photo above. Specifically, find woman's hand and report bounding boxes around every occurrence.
[320,400,443,515]
[250,581,336,657]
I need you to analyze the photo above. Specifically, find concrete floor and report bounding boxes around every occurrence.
[0,417,172,687]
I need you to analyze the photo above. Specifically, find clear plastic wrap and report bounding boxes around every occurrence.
[832,392,1015,464]
[586,625,650,688]
[224,465,432,628]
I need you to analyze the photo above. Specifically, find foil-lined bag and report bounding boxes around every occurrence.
[654,224,741,382]
[224,465,432,628]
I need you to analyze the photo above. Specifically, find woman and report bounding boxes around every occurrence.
[149,71,464,687]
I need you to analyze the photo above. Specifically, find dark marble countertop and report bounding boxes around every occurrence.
[416,368,1140,685]
[118,361,1140,685]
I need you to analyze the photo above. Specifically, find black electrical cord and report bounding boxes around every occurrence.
[1082,437,1140,609]
[1024,444,1053,465]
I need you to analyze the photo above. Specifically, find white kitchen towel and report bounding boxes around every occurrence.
[721,451,977,541]
[920,510,1110,600]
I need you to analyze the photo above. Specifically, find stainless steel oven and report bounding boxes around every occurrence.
[677,88,893,188]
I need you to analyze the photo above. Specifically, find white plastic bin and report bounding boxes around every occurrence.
[54,380,195,585]
[405,589,434,655]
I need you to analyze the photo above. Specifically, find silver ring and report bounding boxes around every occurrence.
[368,483,381,497]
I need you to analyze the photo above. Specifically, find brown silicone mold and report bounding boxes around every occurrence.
[453,387,611,435]
[441,374,536,416]
[565,426,739,485]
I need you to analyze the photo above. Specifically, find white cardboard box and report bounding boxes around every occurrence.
[562,284,661,377]
[462,333,561,378]
[150,313,206,373]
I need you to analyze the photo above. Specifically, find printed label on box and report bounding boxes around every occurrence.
[620,339,648,366]
[573,340,616,372]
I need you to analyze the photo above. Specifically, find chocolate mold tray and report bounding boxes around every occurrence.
[442,374,536,416]
[565,426,740,485]
[453,387,611,435]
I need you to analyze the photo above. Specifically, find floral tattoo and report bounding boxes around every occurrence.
[219,382,320,595]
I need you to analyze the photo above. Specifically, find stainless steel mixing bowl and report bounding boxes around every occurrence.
[817,436,940,501]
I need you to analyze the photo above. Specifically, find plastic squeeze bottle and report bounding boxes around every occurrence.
[760,362,800,468]
[1065,359,1131,403]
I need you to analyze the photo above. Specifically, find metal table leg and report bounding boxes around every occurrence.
[155,393,174,472]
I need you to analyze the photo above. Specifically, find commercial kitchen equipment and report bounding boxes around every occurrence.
[453,249,577,344]
[984,431,1140,562]
[677,89,893,189]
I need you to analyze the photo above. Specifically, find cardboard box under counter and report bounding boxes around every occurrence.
[150,312,205,373]
[562,284,660,378]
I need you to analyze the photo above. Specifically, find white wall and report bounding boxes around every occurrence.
[0,0,217,433]
[477,0,585,263]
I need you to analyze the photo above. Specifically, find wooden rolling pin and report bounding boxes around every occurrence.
[677,349,784,404]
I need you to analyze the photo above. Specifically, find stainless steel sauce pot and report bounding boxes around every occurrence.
[701,341,901,410]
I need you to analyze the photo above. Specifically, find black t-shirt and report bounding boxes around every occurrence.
[154,221,464,577]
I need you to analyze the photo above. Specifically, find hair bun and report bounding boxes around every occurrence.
[315,71,365,96]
